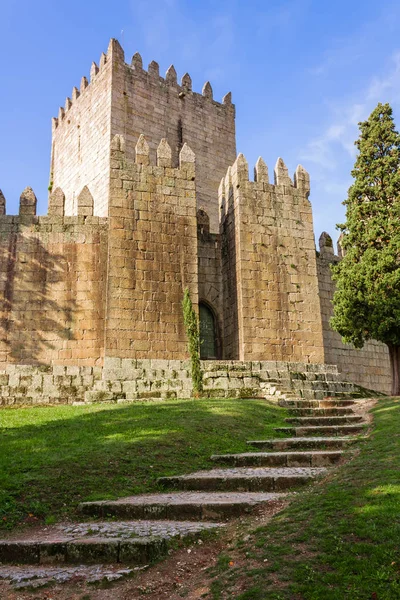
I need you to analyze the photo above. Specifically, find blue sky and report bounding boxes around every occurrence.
[2,0,400,245]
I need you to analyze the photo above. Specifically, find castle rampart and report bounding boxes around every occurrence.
[0,188,108,367]
[218,155,325,363]
[104,134,198,360]
[317,232,391,394]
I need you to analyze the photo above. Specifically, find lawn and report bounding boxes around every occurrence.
[209,397,400,600]
[0,398,287,530]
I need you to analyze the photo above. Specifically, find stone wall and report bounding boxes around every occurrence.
[317,234,391,394]
[0,189,108,367]
[50,40,116,217]
[197,209,223,352]
[110,43,236,232]
[104,134,198,360]
[219,155,325,363]
[0,359,361,407]
[0,364,103,406]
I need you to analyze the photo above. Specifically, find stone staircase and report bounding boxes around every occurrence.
[0,395,370,589]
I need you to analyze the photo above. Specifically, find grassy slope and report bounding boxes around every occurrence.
[210,398,400,600]
[0,398,287,530]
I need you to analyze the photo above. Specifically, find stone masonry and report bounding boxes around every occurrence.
[0,38,392,403]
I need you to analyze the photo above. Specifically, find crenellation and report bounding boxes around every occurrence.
[181,73,192,91]
[48,187,65,216]
[165,64,177,85]
[294,164,310,196]
[148,60,160,79]
[77,186,94,217]
[80,76,88,92]
[274,157,293,187]
[107,37,125,62]
[99,52,107,69]
[157,138,172,168]
[319,231,335,258]
[65,97,72,111]
[131,51,143,70]
[90,61,99,81]
[202,81,213,100]
[71,86,80,102]
[223,91,232,105]
[19,187,37,216]
[135,134,150,165]
[254,157,269,184]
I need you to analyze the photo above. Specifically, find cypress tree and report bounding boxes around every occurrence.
[331,103,400,395]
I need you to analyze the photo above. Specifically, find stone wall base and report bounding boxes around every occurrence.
[0,359,379,408]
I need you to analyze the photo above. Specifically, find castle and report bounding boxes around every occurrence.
[0,39,392,404]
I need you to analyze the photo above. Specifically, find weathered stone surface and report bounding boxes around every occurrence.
[275,424,367,437]
[79,491,285,521]
[247,437,359,450]
[159,467,327,492]
[0,520,224,566]
[211,450,343,468]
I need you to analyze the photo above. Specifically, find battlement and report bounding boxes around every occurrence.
[50,38,236,227]
[52,39,234,131]
[110,132,195,170]
[218,154,311,220]
[0,186,106,224]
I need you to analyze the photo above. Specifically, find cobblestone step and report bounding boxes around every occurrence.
[287,407,354,416]
[211,450,343,467]
[78,492,285,521]
[158,467,328,492]
[281,399,356,408]
[284,415,363,426]
[247,437,359,450]
[0,564,139,590]
[0,520,224,566]
[274,424,367,437]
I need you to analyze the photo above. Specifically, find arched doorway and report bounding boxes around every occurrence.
[199,303,217,359]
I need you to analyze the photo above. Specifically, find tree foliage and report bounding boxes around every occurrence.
[330,103,400,394]
[182,288,203,395]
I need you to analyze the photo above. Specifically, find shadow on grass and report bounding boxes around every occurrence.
[0,398,287,529]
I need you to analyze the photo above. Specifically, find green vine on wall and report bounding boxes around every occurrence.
[182,288,203,395]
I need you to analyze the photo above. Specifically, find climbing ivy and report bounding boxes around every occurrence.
[182,288,203,395]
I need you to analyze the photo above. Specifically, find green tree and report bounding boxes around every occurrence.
[331,102,400,395]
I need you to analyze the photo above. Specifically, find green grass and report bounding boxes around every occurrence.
[210,397,400,599]
[0,397,287,530]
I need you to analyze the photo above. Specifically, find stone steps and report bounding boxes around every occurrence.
[274,424,367,437]
[287,407,354,416]
[158,467,328,492]
[0,520,224,566]
[0,388,371,580]
[78,492,285,522]
[211,450,343,467]
[247,437,359,450]
[284,415,363,426]
[281,399,356,408]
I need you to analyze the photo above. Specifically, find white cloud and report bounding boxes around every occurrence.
[302,52,400,172]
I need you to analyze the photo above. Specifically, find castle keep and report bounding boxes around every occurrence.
[0,39,392,403]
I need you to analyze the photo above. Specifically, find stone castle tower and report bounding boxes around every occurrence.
[50,39,236,233]
[0,39,392,400]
